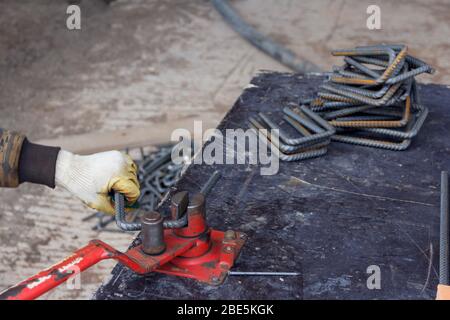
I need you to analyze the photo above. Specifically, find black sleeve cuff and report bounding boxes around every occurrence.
[18,139,61,188]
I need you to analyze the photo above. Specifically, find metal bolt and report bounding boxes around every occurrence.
[210,276,221,284]
[223,246,234,253]
[224,230,236,240]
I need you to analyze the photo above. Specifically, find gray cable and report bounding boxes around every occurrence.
[211,0,320,74]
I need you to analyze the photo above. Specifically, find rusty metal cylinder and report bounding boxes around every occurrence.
[175,193,207,238]
[140,211,166,255]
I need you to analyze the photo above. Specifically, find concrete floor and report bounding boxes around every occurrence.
[0,0,448,299]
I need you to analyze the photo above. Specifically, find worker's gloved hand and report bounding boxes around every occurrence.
[55,150,140,215]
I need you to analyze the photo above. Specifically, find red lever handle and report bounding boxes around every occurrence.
[0,240,145,300]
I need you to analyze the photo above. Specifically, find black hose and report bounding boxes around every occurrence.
[211,0,321,74]
[440,171,449,285]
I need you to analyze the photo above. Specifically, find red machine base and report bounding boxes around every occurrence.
[155,229,246,285]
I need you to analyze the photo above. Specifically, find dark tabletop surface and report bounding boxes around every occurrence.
[94,72,450,300]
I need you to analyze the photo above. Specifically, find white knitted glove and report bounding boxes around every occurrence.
[55,150,140,215]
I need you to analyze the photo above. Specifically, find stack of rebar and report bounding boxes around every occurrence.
[248,105,335,161]
[304,44,433,150]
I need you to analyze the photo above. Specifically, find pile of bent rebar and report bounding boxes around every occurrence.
[248,45,434,161]
[248,105,336,161]
[306,44,434,151]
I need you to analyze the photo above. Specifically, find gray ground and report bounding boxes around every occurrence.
[0,0,448,299]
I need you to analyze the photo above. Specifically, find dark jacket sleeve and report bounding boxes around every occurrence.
[0,129,60,188]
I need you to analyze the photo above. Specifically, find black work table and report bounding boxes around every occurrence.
[94,72,450,300]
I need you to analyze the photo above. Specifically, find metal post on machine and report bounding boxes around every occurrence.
[141,211,166,255]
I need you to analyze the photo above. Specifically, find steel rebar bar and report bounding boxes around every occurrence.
[440,171,449,285]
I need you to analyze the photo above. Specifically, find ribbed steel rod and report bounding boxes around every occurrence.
[115,192,142,231]
[200,170,221,196]
[440,171,449,285]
